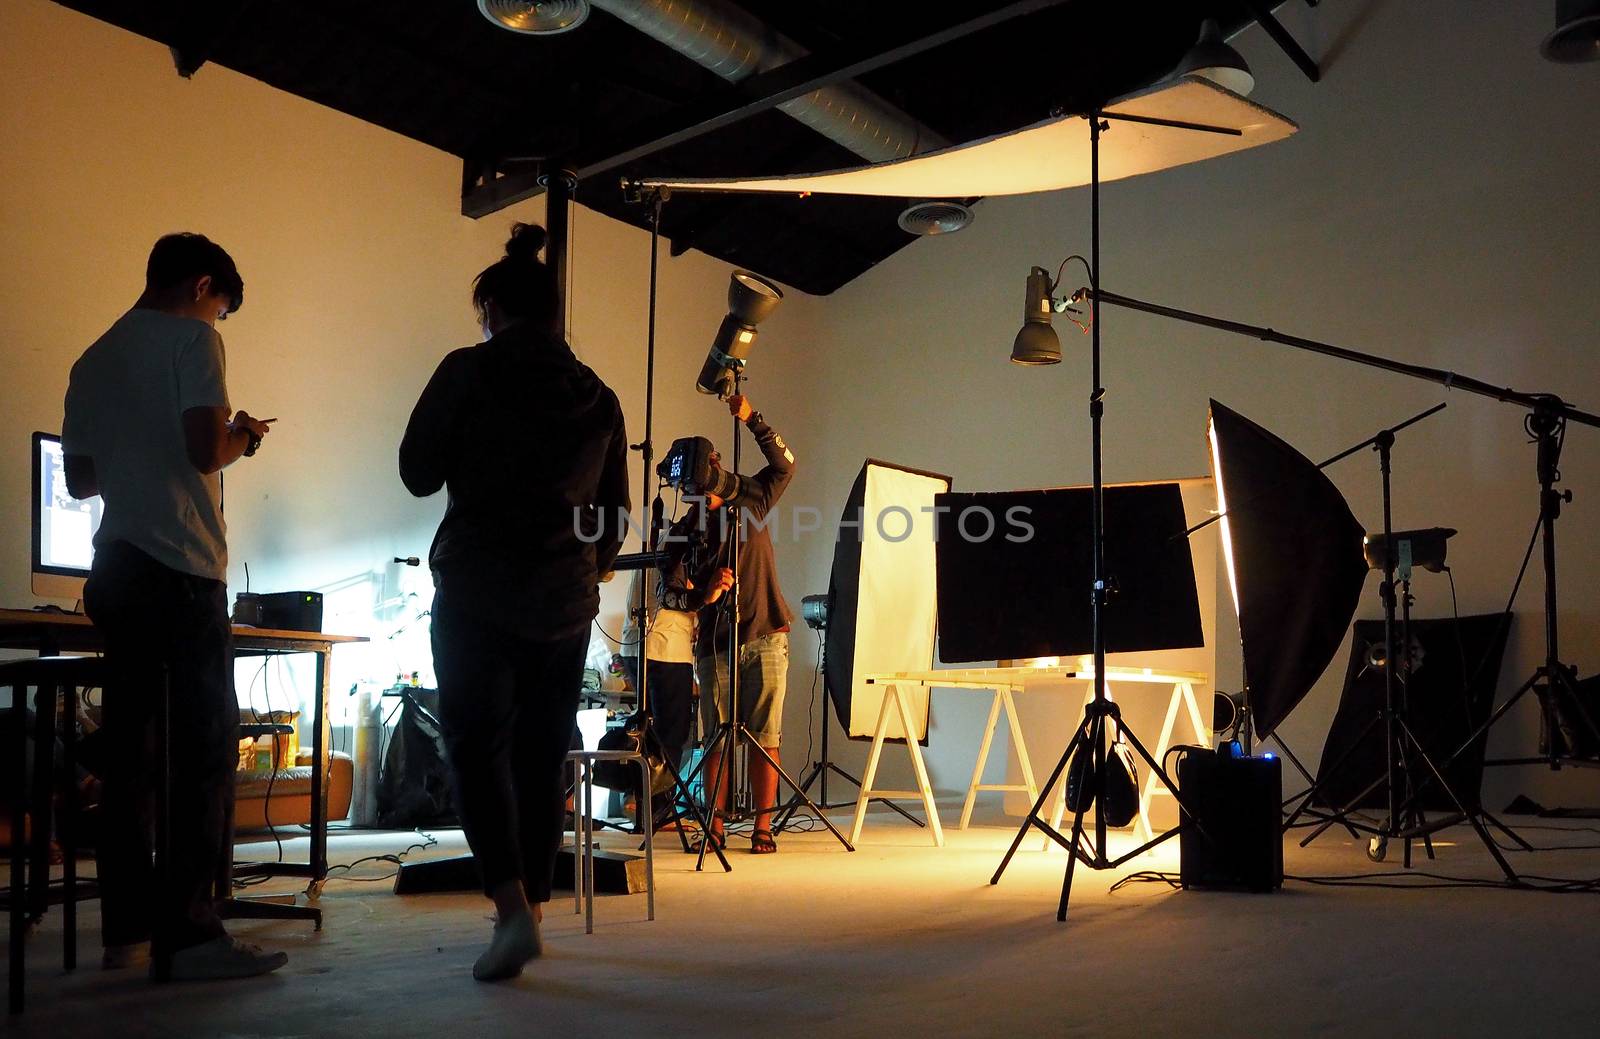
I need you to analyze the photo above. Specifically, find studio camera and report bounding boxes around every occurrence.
[657,435,751,504]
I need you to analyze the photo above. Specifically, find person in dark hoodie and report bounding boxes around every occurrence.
[400,222,629,982]
[660,394,795,854]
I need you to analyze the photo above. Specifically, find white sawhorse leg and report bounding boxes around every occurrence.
[959,687,1039,830]
[850,683,944,847]
[1138,681,1208,830]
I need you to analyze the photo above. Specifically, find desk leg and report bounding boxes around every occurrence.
[892,687,943,848]
[960,691,1004,830]
[307,649,329,898]
[849,689,897,846]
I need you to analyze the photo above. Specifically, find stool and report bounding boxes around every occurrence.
[565,749,655,935]
[216,722,322,930]
[3,655,106,1016]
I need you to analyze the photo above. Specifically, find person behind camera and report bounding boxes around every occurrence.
[660,394,794,854]
[400,222,629,982]
[63,232,282,980]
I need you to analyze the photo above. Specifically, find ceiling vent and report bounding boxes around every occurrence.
[897,200,974,236]
[477,0,590,35]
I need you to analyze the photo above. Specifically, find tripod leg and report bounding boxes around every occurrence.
[649,751,704,856]
[694,725,735,873]
[771,761,823,834]
[1395,716,1519,883]
[991,720,1087,885]
[1116,716,1214,846]
[671,742,732,870]
[1481,808,1533,851]
[746,735,854,851]
[1283,714,1384,833]
[1056,789,1091,923]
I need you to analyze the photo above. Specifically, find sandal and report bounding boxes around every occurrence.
[750,829,777,855]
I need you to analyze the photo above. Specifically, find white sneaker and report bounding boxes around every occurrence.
[102,941,151,970]
[158,935,288,981]
[472,911,541,982]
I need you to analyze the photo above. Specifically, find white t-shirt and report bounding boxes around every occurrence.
[622,568,695,664]
[62,309,231,581]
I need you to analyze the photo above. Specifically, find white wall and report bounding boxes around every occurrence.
[767,0,1600,811]
[0,0,823,724]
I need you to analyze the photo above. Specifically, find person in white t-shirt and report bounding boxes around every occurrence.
[62,233,281,981]
[621,568,696,784]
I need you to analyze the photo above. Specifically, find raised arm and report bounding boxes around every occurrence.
[726,394,794,519]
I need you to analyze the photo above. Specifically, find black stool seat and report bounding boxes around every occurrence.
[4,655,107,1015]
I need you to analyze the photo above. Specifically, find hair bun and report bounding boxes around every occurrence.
[505,222,548,263]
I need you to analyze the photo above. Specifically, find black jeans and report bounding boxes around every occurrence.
[642,658,694,769]
[431,594,585,903]
[83,540,234,954]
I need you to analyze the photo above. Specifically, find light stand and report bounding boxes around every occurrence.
[1274,416,1520,877]
[990,110,1213,921]
[629,189,731,871]
[681,367,856,869]
[1072,289,1600,874]
[1442,403,1600,775]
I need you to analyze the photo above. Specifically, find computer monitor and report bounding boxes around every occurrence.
[32,431,103,601]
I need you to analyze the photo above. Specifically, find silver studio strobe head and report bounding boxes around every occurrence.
[801,593,830,631]
[696,270,784,397]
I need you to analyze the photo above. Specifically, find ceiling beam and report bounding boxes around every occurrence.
[1242,0,1321,83]
[461,0,1071,219]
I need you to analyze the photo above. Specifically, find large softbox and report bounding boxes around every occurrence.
[933,482,1204,663]
[823,460,952,742]
[1208,400,1370,738]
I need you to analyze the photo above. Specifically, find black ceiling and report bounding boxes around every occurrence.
[54,1,1297,294]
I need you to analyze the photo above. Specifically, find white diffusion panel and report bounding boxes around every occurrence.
[848,464,947,740]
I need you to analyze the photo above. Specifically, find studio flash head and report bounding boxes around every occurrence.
[696,270,783,398]
[801,593,831,631]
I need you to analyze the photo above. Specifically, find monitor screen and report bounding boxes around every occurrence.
[33,432,103,591]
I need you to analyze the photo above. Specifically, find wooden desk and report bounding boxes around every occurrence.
[0,608,366,896]
[855,665,1208,848]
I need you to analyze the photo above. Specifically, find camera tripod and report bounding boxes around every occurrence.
[675,368,854,868]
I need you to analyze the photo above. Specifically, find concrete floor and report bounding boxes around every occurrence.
[7,807,1600,1038]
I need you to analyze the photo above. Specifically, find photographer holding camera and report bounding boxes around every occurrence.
[660,394,795,854]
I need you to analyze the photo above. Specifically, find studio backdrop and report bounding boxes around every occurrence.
[824,460,952,742]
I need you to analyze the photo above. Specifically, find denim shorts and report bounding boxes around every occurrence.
[695,632,789,745]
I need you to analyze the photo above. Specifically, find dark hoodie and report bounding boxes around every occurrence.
[399,323,629,640]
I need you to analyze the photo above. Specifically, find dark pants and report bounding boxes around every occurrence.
[642,658,694,768]
[83,540,234,954]
[431,594,585,903]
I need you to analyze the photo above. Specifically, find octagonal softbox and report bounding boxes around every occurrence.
[823,460,952,742]
[1208,400,1370,738]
